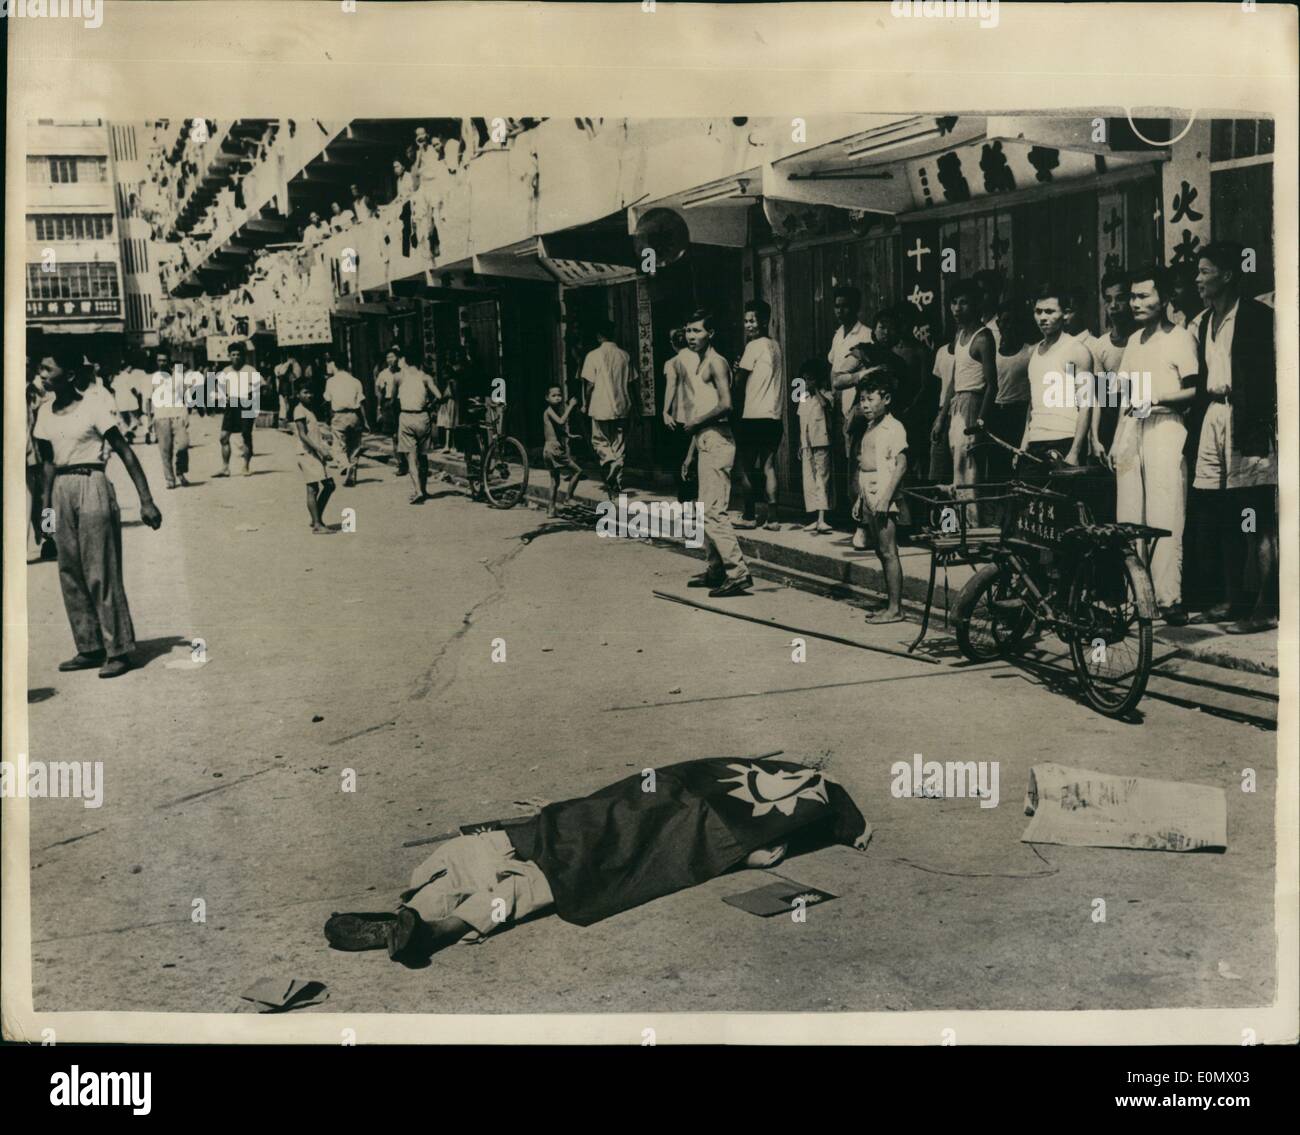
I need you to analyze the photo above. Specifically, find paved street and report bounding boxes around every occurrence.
[25,421,1276,1015]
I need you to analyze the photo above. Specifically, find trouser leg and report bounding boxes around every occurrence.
[1142,416,1186,608]
[79,473,137,657]
[53,477,104,655]
[697,428,748,582]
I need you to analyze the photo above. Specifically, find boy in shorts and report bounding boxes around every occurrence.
[851,371,908,624]
[542,386,583,516]
[292,380,337,533]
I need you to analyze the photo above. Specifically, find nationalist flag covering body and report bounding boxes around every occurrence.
[505,758,867,926]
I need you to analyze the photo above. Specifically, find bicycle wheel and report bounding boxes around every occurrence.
[954,562,1033,662]
[1067,550,1155,717]
[481,435,529,509]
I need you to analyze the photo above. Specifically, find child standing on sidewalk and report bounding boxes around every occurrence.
[292,380,337,534]
[543,386,583,516]
[796,359,833,534]
[853,371,908,624]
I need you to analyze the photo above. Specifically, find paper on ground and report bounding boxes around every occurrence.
[1021,764,1227,852]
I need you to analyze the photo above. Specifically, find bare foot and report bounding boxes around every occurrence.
[867,610,904,625]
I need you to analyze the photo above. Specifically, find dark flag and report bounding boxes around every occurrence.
[506,758,867,926]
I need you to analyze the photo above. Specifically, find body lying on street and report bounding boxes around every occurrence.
[325,757,871,964]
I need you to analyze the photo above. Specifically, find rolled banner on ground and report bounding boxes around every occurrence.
[1022,764,1227,852]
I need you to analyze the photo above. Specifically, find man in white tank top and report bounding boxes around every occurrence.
[932,280,995,522]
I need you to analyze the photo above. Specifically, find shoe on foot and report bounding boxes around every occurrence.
[1225,615,1278,635]
[165,482,177,490]
[802,520,820,532]
[212,468,230,478]
[98,656,134,679]
[814,523,833,534]
[40,539,59,561]
[58,651,105,672]
[386,907,433,964]
[324,911,397,951]
[734,518,759,530]
[178,476,190,487]
[763,520,781,531]
[709,576,754,599]
[687,572,724,589]
[1159,603,1189,627]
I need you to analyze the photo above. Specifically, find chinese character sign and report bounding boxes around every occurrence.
[1161,120,1211,270]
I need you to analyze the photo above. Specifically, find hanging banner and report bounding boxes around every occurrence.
[1160,119,1212,272]
[275,305,333,346]
[898,220,943,352]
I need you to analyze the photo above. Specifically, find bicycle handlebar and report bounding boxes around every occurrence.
[963,423,1051,465]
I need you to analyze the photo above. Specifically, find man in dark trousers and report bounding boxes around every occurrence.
[1190,242,1277,634]
[326,757,871,963]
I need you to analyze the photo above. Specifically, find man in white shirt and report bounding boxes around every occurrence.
[1084,269,1135,462]
[1111,266,1199,624]
[150,348,192,489]
[303,211,328,247]
[580,321,636,498]
[734,299,785,531]
[215,341,263,477]
[323,349,369,486]
[1191,242,1278,633]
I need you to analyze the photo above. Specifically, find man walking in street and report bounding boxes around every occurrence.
[734,299,785,532]
[150,348,191,490]
[1191,242,1278,634]
[682,309,752,598]
[215,341,262,478]
[377,347,408,477]
[580,319,636,499]
[394,352,443,504]
[323,350,368,486]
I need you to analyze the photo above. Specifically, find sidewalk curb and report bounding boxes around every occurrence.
[416,448,1278,679]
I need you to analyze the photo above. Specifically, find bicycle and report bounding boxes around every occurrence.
[453,397,530,509]
[904,427,1168,717]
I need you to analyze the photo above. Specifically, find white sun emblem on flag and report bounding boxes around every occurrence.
[719,763,829,817]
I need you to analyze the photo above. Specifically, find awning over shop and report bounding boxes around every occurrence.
[764,114,1166,219]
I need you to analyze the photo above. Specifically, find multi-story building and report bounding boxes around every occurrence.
[25,120,127,360]
[108,121,167,352]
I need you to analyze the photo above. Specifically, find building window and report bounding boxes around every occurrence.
[26,261,120,302]
[1210,118,1274,163]
[29,214,115,241]
[26,155,108,183]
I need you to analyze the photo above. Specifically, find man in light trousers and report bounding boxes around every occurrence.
[682,309,752,598]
